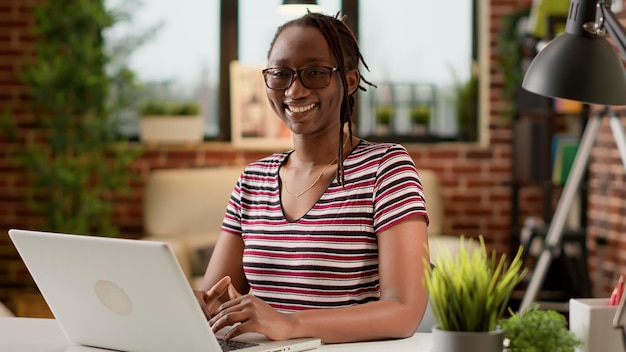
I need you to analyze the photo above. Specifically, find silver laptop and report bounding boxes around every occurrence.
[8,229,320,352]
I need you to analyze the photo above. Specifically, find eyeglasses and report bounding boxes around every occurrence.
[262,66,338,90]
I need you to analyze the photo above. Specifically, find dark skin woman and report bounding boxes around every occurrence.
[193,12,429,344]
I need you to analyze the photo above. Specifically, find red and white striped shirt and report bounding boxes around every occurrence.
[221,140,428,312]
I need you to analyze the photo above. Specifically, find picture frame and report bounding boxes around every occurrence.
[229,61,293,150]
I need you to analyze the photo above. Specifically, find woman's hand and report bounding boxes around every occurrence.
[209,284,294,341]
[193,276,232,319]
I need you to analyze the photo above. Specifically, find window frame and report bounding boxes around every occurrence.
[218,0,485,144]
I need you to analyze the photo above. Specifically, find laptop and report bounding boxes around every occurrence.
[8,229,321,352]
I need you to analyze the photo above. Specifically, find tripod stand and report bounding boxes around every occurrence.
[520,107,626,310]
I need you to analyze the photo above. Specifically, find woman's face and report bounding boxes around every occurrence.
[266,25,357,136]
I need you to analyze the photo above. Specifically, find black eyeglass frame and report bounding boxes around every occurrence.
[262,66,339,90]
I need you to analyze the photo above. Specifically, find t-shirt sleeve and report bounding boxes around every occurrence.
[372,144,429,234]
[221,173,243,236]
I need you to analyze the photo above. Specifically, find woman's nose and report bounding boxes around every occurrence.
[285,74,310,99]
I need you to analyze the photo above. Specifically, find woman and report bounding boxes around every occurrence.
[194,12,429,344]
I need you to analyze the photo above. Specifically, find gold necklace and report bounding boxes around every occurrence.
[282,135,349,198]
[282,157,337,198]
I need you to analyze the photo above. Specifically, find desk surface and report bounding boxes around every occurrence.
[0,317,432,352]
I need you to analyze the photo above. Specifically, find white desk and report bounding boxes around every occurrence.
[0,317,432,351]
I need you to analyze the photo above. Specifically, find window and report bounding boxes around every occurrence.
[238,0,342,65]
[105,0,220,138]
[358,0,479,142]
[108,0,483,144]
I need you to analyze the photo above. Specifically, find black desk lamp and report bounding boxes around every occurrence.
[519,0,626,318]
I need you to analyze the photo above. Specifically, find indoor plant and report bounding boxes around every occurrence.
[374,104,393,135]
[139,101,204,144]
[500,303,580,352]
[455,70,479,141]
[424,236,527,352]
[410,104,430,135]
[496,7,531,123]
[0,0,139,237]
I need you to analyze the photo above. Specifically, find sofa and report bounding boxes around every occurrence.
[418,169,480,262]
[142,167,244,286]
[141,166,469,286]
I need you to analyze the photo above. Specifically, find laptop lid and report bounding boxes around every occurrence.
[8,229,320,352]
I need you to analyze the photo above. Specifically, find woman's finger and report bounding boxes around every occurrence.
[204,276,232,303]
[210,310,249,336]
[192,289,213,319]
[227,282,242,299]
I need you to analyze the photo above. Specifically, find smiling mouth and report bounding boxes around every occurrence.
[287,103,316,113]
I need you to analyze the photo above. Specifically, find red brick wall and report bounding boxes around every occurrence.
[0,0,41,307]
[583,6,626,295]
[588,114,626,293]
[1,0,555,311]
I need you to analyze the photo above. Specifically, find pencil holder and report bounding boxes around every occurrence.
[569,298,624,352]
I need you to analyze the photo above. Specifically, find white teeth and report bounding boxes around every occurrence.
[288,103,315,113]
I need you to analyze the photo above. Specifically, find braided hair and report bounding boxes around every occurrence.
[267,12,376,184]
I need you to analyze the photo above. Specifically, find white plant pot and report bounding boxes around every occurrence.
[140,116,204,145]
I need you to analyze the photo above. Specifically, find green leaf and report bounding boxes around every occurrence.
[6,0,139,237]
[424,235,526,332]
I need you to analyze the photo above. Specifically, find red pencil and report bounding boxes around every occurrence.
[610,273,625,306]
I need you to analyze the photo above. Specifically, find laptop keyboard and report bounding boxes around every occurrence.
[218,338,259,351]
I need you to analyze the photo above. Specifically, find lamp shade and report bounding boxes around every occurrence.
[522,0,626,106]
[522,33,626,105]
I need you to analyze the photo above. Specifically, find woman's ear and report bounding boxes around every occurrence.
[346,69,360,95]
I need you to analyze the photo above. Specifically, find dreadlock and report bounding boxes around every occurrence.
[267,12,376,185]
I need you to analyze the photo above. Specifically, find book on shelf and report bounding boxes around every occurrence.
[552,134,579,186]
[553,98,584,114]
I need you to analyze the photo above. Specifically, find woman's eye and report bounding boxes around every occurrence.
[307,69,326,76]
[271,70,290,78]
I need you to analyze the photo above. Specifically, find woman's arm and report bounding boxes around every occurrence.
[288,215,429,343]
[210,215,429,343]
[198,231,249,293]
[193,231,249,317]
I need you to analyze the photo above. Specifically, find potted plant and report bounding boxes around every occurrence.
[450,62,480,141]
[0,0,140,237]
[424,236,527,352]
[410,104,430,135]
[139,101,204,145]
[374,104,393,135]
[496,7,531,123]
[500,303,580,352]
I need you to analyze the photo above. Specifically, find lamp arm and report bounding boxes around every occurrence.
[601,1,626,62]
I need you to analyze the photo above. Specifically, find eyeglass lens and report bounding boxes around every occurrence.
[263,67,335,90]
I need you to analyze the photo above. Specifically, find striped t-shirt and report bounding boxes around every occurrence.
[221,140,428,312]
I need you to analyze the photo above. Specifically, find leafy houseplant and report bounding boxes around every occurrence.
[424,236,527,352]
[496,7,531,123]
[139,101,200,117]
[1,0,139,236]
[455,71,479,141]
[410,105,430,126]
[375,105,393,126]
[139,101,203,144]
[373,105,393,135]
[410,104,430,135]
[500,304,580,352]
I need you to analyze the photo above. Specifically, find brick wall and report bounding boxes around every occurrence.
[588,114,626,293]
[0,0,561,313]
[0,0,40,309]
[573,5,626,295]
